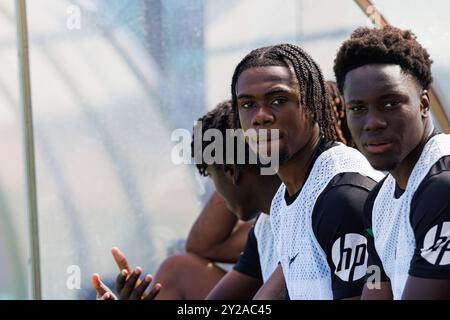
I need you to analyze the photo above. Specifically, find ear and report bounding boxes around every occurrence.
[224,165,241,185]
[420,90,431,118]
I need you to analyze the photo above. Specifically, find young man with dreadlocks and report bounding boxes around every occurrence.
[92,100,282,300]
[232,43,383,300]
[334,26,450,300]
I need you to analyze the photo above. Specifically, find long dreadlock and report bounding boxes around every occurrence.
[326,80,354,147]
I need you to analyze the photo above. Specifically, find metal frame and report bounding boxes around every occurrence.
[15,0,41,300]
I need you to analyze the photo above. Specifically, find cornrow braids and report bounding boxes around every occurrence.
[334,26,433,93]
[190,100,253,176]
[231,43,338,142]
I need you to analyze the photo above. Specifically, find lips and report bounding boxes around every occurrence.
[249,130,282,144]
[364,140,393,154]
[256,137,280,144]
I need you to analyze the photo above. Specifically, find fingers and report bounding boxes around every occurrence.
[100,292,116,300]
[95,269,159,300]
[116,269,128,294]
[92,273,104,295]
[130,274,152,300]
[119,267,142,299]
[92,273,110,298]
[92,274,117,300]
[143,283,162,300]
[111,247,132,273]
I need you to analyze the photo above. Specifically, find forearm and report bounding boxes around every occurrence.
[194,220,253,263]
[186,191,238,257]
[253,265,288,300]
[402,277,450,299]
[361,281,393,300]
[206,270,262,300]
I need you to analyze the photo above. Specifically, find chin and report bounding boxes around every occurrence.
[277,151,291,166]
[256,144,276,160]
[369,158,399,172]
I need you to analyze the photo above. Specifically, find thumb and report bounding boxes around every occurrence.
[92,273,111,298]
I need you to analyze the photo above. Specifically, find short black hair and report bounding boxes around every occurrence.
[334,26,433,92]
[231,43,338,142]
[191,100,254,177]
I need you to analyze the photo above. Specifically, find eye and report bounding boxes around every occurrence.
[384,101,400,110]
[239,101,254,109]
[271,97,287,106]
[348,105,366,113]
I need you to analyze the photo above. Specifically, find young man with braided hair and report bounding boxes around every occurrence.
[232,43,383,299]
[334,25,450,299]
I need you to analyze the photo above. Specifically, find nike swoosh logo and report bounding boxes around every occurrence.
[288,252,300,267]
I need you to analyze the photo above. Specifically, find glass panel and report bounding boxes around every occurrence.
[0,0,30,299]
[371,0,450,130]
[27,0,206,299]
[25,0,370,299]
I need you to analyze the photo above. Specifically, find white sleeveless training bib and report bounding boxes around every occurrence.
[270,144,383,299]
[372,134,450,299]
[254,213,279,282]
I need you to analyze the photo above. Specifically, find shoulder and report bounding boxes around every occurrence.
[411,156,450,226]
[413,156,450,206]
[316,172,378,210]
[313,172,377,233]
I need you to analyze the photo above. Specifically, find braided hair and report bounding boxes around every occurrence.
[326,80,354,147]
[231,44,338,142]
[191,100,253,176]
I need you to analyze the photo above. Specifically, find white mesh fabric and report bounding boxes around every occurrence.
[372,134,450,299]
[254,213,279,282]
[270,144,383,299]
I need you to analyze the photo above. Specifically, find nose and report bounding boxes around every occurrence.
[363,108,387,132]
[252,104,274,127]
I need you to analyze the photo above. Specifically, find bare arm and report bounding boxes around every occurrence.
[253,264,288,300]
[206,269,263,300]
[402,277,450,300]
[186,191,253,263]
[361,281,393,300]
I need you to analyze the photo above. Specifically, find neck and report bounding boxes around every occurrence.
[391,123,434,189]
[277,125,321,196]
[255,174,282,214]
